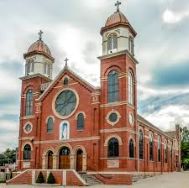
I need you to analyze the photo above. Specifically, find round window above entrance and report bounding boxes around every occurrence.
[53,89,79,119]
[106,110,121,126]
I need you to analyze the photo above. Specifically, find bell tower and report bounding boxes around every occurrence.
[99,1,139,171]
[23,30,54,79]
[101,1,137,56]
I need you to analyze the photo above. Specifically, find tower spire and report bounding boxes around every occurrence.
[115,0,121,12]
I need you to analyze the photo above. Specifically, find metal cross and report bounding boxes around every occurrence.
[115,0,121,12]
[38,30,43,40]
[64,57,69,66]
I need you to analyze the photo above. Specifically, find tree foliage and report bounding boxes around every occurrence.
[181,127,189,170]
[0,148,16,166]
[47,172,56,184]
[36,172,45,184]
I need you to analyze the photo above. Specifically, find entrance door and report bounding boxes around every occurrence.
[59,147,70,169]
[76,149,83,171]
[48,151,53,169]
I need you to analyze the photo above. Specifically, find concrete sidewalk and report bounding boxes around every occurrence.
[0,171,188,188]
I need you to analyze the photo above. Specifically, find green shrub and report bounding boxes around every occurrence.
[36,172,45,183]
[47,172,56,184]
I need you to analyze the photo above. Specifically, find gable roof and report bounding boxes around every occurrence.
[37,64,99,102]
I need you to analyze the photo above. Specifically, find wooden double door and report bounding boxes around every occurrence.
[59,147,70,169]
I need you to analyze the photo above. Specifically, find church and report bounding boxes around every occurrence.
[9,1,180,186]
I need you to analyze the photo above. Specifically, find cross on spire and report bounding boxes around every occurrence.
[64,57,69,67]
[115,0,121,12]
[38,30,43,41]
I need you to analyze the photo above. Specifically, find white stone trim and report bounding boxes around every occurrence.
[21,142,33,151]
[23,122,33,134]
[74,111,86,120]
[104,134,123,146]
[106,110,121,126]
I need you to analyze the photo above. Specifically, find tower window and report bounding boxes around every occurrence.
[108,70,119,103]
[47,117,54,132]
[77,113,85,130]
[139,130,144,159]
[128,71,134,105]
[108,137,119,157]
[149,133,153,161]
[26,89,33,116]
[107,34,117,52]
[23,144,31,160]
[129,37,134,55]
[129,139,134,158]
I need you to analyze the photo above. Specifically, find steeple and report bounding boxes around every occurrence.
[101,1,137,56]
[23,31,54,79]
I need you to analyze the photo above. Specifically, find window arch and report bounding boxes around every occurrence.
[23,144,31,160]
[63,77,69,85]
[108,70,119,103]
[107,34,117,52]
[108,138,119,157]
[26,89,33,116]
[149,133,153,161]
[164,141,168,163]
[47,117,54,132]
[129,139,134,158]
[158,136,161,162]
[77,113,84,130]
[139,130,144,159]
[128,71,134,105]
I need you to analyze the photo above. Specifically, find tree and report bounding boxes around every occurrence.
[47,172,56,184]
[36,172,45,183]
[181,126,189,170]
[0,148,16,166]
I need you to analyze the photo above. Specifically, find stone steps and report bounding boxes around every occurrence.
[79,173,102,185]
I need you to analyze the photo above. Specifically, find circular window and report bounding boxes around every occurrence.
[24,123,32,134]
[109,113,118,123]
[106,110,121,126]
[55,89,77,118]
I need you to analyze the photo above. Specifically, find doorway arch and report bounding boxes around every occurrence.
[76,149,83,171]
[47,151,53,169]
[59,146,70,169]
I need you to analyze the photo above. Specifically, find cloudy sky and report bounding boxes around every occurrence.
[0,0,189,152]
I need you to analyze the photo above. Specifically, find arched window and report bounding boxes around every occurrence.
[26,89,33,116]
[107,34,117,52]
[128,71,134,105]
[129,37,134,55]
[108,70,119,103]
[158,136,161,162]
[164,141,168,163]
[108,138,119,157]
[149,133,153,161]
[77,113,84,130]
[23,144,31,160]
[129,139,134,158]
[139,130,144,159]
[47,117,54,132]
[63,77,69,85]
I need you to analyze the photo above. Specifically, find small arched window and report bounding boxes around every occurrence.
[108,70,119,103]
[129,37,134,55]
[23,144,31,160]
[107,34,117,52]
[26,89,33,116]
[149,133,153,161]
[128,71,134,105]
[77,113,84,130]
[158,136,161,162]
[108,138,119,157]
[63,77,69,85]
[164,141,168,163]
[129,139,134,158]
[139,130,144,159]
[47,117,54,132]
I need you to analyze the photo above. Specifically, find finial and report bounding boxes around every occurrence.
[64,57,69,67]
[115,0,121,12]
[38,30,43,41]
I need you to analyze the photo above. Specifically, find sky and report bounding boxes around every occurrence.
[0,0,189,152]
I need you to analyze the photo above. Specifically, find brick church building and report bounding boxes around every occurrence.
[10,1,181,186]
